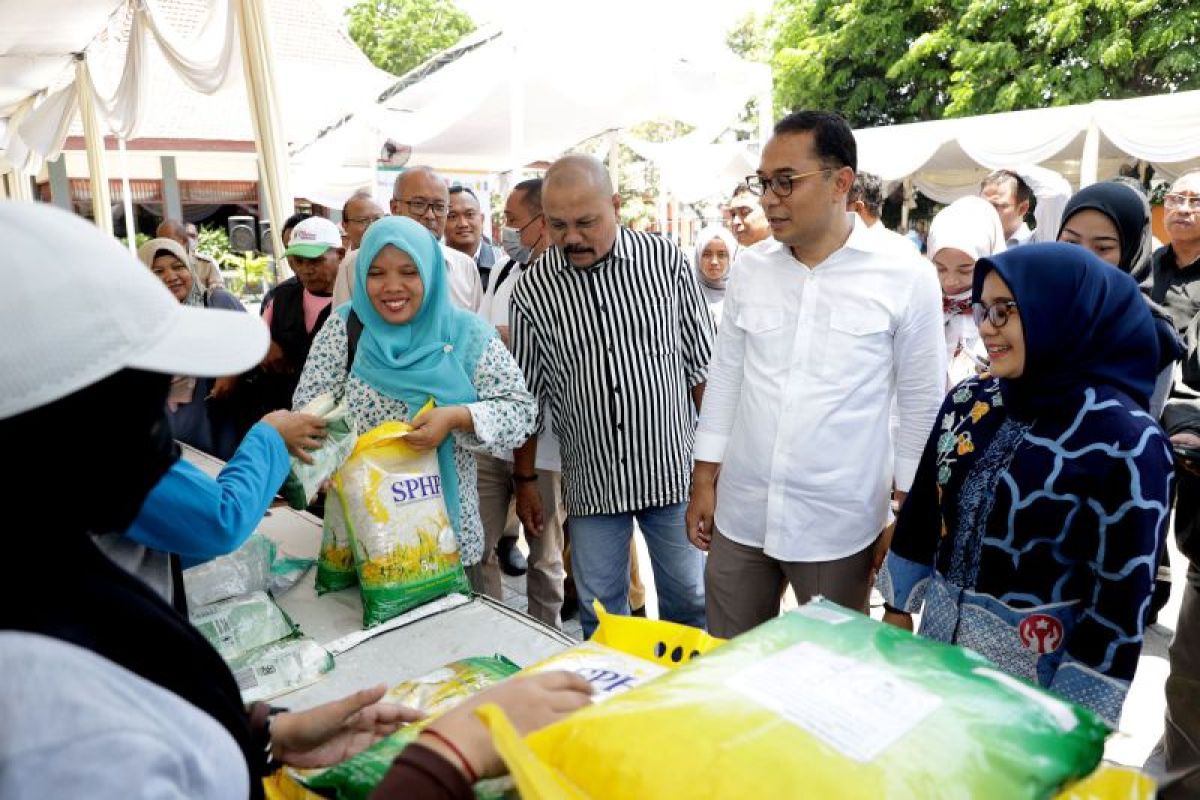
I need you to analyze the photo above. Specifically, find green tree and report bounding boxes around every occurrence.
[770,0,1200,127]
[346,0,476,77]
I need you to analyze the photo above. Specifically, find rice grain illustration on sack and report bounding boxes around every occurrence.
[335,405,471,627]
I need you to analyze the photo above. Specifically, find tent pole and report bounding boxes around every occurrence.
[237,0,292,273]
[118,137,137,254]
[509,41,524,185]
[607,130,620,195]
[900,177,913,231]
[757,72,774,150]
[1081,121,1100,188]
[76,56,114,235]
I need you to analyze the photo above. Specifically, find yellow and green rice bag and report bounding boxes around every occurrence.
[315,483,356,594]
[483,599,1112,800]
[335,419,470,628]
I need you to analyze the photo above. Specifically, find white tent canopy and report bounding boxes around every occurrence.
[292,0,771,195]
[855,90,1200,204]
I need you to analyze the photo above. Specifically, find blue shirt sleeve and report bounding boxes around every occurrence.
[126,423,290,560]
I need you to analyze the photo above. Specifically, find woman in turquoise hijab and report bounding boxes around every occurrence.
[294,216,537,584]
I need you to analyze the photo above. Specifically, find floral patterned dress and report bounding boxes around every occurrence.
[293,314,537,566]
[880,374,1174,725]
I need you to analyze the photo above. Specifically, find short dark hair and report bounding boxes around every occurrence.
[341,190,374,220]
[848,172,883,216]
[512,178,543,214]
[282,212,311,234]
[981,170,1033,207]
[449,185,478,202]
[773,110,857,171]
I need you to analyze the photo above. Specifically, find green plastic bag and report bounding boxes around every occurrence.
[189,590,298,661]
[281,393,357,510]
[229,635,334,704]
[335,418,471,628]
[315,483,357,595]
[295,656,520,800]
[184,533,315,607]
[489,599,1111,800]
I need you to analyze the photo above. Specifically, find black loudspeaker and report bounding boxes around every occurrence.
[258,219,273,255]
[228,215,257,252]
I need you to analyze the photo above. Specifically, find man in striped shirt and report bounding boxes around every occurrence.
[510,154,714,637]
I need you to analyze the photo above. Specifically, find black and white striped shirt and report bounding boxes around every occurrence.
[510,227,715,516]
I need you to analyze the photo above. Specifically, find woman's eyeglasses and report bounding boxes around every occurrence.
[973,300,1019,328]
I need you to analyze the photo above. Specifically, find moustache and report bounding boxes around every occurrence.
[565,246,593,255]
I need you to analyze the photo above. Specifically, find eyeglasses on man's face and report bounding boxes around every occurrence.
[345,214,384,227]
[1165,193,1200,212]
[973,300,1019,328]
[743,168,832,198]
[396,198,448,216]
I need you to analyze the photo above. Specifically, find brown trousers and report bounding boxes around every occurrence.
[704,529,873,639]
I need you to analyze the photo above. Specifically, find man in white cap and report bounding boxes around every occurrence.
[253,216,344,414]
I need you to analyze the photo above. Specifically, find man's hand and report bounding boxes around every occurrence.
[882,610,914,632]
[1172,432,1200,477]
[407,406,471,450]
[515,480,545,537]
[871,523,895,578]
[685,462,720,551]
[261,410,327,464]
[261,341,289,373]
[271,685,424,769]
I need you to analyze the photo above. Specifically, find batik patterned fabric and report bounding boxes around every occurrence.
[881,374,1174,725]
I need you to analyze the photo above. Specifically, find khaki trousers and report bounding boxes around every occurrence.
[473,453,566,627]
[704,529,873,639]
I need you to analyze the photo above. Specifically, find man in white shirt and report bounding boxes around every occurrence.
[981,169,1036,248]
[686,110,946,638]
[447,185,506,291]
[331,167,483,311]
[847,171,919,253]
[473,178,567,625]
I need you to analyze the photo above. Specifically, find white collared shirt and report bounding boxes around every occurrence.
[480,254,562,472]
[1006,221,1034,249]
[694,214,946,562]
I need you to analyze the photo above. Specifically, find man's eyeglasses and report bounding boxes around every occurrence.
[396,199,448,216]
[743,168,832,198]
[973,300,1019,328]
[345,215,383,226]
[1164,193,1200,212]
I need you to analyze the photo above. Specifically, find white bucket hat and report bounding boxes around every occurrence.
[0,201,269,419]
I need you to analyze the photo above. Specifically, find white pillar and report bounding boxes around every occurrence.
[118,137,137,255]
[1080,121,1100,188]
[76,57,114,235]
[236,0,292,266]
[508,42,525,185]
[900,177,914,231]
[607,130,620,195]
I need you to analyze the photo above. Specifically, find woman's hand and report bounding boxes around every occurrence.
[261,410,328,464]
[419,671,593,780]
[882,610,914,632]
[406,406,473,450]
[271,685,425,769]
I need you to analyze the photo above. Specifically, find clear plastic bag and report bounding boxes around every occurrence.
[189,590,297,661]
[281,393,357,510]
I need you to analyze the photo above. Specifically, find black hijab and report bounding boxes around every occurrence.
[1058,181,1154,278]
[1058,182,1183,371]
[0,369,265,799]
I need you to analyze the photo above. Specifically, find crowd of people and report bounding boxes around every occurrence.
[3,107,1200,798]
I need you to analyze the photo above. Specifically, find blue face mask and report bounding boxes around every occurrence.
[501,225,531,263]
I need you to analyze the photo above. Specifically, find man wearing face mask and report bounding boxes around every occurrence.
[471,179,567,624]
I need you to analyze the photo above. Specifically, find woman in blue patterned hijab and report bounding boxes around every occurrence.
[879,243,1174,726]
